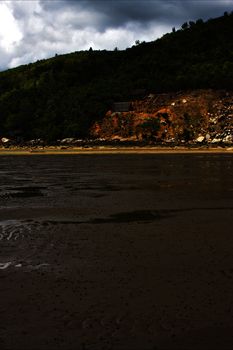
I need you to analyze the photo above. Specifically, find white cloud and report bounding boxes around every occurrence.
[0,0,176,69]
[0,0,232,70]
[0,2,22,52]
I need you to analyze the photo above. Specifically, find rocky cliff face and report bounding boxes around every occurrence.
[91,90,233,145]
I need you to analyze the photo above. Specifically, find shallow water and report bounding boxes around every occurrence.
[0,154,233,349]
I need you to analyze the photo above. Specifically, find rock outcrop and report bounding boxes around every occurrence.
[91,90,233,145]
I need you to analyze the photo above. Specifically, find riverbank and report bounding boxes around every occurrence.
[1,145,233,155]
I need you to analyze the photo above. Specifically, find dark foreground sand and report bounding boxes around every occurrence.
[0,154,233,349]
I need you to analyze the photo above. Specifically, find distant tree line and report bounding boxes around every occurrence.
[0,12,233,141]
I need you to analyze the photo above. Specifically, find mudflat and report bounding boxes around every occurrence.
[0,154,233,349]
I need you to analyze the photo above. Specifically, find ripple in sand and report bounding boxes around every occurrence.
[0,219,34,241]
[0,262,11,269]
[0,186,45,199]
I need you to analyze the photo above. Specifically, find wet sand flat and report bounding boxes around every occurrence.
[0,154,233,349]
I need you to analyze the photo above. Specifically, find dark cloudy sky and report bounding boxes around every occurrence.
[0,0,232,70]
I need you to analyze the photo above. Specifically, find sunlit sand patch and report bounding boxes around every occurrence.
[1,146,233,155]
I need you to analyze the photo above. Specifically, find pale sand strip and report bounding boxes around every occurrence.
[0,146,233,155]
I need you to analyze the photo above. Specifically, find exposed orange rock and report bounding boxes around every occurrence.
[91,90,233,144]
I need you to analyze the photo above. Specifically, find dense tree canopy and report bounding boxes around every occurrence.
[0,13,233,140]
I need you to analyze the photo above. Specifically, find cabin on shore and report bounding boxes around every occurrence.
[113,102,131,112]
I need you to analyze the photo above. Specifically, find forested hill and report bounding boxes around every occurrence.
[1,12,233,141]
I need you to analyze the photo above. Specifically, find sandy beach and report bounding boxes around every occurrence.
[0,145,233,155]
[0,153,233,349]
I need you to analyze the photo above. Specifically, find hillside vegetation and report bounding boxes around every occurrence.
[1,12,233,141]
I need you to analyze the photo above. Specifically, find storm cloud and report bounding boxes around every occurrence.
[0,0,232,70]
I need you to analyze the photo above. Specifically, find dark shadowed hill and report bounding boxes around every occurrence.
[1,12,233,141]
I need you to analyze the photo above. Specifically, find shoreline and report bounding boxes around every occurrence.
[0,145,233,155]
